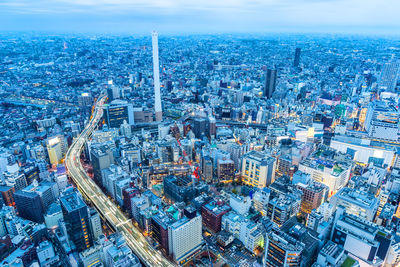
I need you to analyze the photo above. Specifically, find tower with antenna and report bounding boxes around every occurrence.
[152,31,162,122]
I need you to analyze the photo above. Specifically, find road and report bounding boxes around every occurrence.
[65,95,174,267]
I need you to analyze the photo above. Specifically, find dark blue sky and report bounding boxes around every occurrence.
[0,0,398,34]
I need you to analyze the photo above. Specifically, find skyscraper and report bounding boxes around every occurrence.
[14,190,44,223]
[103,100,134,128]
[60,188,93,252]
[379,60,400,92]
[152,31,162,122]
[293,47,301,67]
[264,69,277,99]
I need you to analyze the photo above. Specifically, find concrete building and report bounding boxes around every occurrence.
[296,181,328,216]
[221,211,264,253]
[330,187,379,222]
[201,200,231,233]
[364,101,400,142]
[168,210,203,264]
[298,158,351,195]
[36,241,59,267]
[241,151,276,188]
[229,194,251,215]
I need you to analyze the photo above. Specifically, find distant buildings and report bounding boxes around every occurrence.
[293,47,301,67]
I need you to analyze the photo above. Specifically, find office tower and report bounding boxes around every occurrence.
[264,69,277,99]
[90,144,114,185]
[163,176,197,203]
[217,158,235,182]
[332,213,392,265]
[379,60,400,92]
[120,120,132,137]
[241,151,276,188]
[37,241,59,267]
[46,136,63,165]
[44,203,63,229]
[201,200,231,233]
[101,165,130,200]
[296,182,328,216]
[103,100,134,128]
[221,211,264,252]
[208,116,216,137]
[267,193,301,227]
[293,47,301,67]
[60,189,93,252]
[330,187,379,221]
[14,190,44,223]
[227,143,249,171]
[107,85,120,101]
[78,93,93,108]
[168,208,202,264]
[264,228,304,267]
[201,155,213,182]
[151,213,171,255]
[0,186,15,206]
[193,117,209,138]
[89,208,102,242]
[152,31,162,122]
[364,101,400,142]
[298,157,351,195]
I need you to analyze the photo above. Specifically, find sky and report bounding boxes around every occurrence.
[0,0,399,35]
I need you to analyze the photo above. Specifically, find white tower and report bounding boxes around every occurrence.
[152,31,162,121]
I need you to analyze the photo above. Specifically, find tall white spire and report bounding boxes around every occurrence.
[152,31,162,122]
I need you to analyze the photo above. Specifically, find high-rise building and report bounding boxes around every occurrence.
[264,228,304,267]
[201,200,231,233]
[0,186,15,206]
[14,190,44,223]
[168,208,203,264]
[103,100,134,128]
[193,117,209,139]
[264,69,277,99]
[44,203,63,229]
[267,193,301,227]
[378,60,400,92]
[217,158,235,183]
[151,212,171,255]
[330,187,379,221]
[241,151,276,188]
[60,189,93,252]
[296,182,328,216]
[152,31,162,122]
[364,101,400,142]
[293,47,301,67]
[46,136,63,165]
[89,208,102,242]
[221,211,264,252]
[90,144,114,185]
[331,212,392,265]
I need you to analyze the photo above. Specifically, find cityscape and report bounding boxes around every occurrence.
[1,1,400,267]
